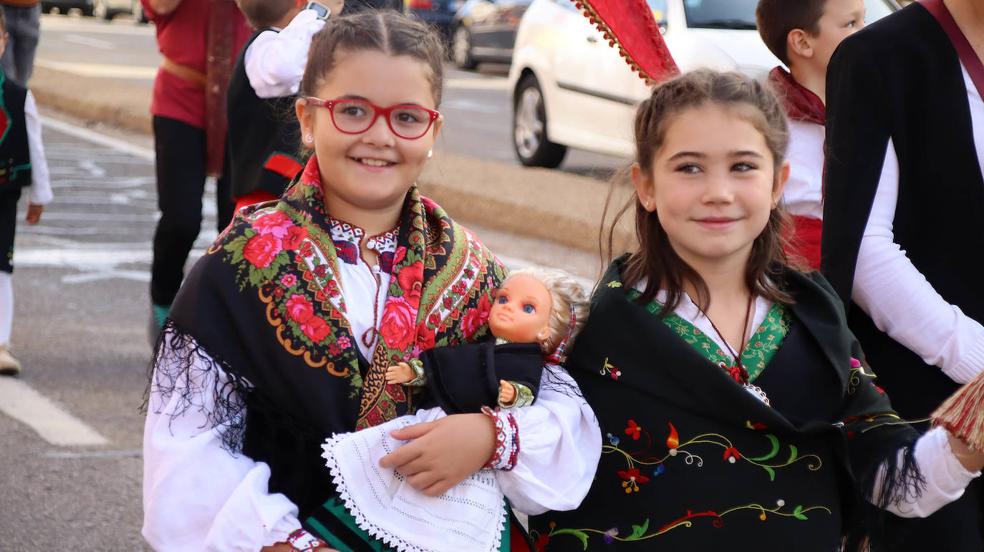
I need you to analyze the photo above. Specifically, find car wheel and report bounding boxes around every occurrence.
[80,0,95,16]
[94,0,111,20]
[136,2,148,22]
[513,75,567,168]
[452,26,477,70]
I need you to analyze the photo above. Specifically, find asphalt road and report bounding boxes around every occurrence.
[35,13,627,177]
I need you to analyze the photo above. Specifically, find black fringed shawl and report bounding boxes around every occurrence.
[530,259,919,551]
[148,157,506,520]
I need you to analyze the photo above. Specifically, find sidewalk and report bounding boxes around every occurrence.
[30,64,636,259]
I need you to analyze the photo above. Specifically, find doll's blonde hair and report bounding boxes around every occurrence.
[506,267,590,355]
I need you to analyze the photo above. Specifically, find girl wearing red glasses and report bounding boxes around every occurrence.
[142,10,598,552]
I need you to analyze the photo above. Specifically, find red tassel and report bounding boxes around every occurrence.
[932,369,984,452]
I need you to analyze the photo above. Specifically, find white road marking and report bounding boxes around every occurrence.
[35,59,157,80]
[0,378,109,447]
[442,98,507,115]
[62,269,150,284]
[41,115,155,161]
[44,449,142,459]
[445,78,510,91]
[64,33,115,50]
[41,14,154,36]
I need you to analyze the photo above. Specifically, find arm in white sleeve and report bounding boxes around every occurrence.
[244,9,326,99]
[142,331,303,551]
[873,427,980,518]
[24,92,52,206]
[852,140,984,384]
[495,367,602,515]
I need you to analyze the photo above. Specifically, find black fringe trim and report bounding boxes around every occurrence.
[141,319,253,454]
[539,364,585,401]
[845,439,925,551]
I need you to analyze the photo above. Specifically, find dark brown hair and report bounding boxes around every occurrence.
[299,11,446,107]
[602,69,794,315]
[236,0,297,29]
[756,0,828,65]
[0,9,7,36]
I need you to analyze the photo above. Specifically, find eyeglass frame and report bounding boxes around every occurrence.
[303,97,442,140]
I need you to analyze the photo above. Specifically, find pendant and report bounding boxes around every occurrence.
[744,383,771,406]
[361,327,377,349]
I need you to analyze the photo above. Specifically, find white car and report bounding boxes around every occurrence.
[508,0,897,167]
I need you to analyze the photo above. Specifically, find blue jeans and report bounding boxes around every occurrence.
[0,3,40,85]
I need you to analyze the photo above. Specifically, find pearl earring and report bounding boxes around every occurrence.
[305,134,313,143]
[427,149,433,159]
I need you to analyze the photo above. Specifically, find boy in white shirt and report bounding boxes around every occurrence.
[756,0,866,269]
[0,7,51,375]
[228,0,343,213]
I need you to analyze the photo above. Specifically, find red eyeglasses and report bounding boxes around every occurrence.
[305,97,441,140]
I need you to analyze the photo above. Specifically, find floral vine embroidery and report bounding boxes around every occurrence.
[604,419,822,483]
[599,357,622,381]
[535,499,832,550]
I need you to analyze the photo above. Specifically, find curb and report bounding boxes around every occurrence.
[31,65,635,253]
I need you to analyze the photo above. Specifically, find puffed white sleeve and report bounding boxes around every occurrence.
[244,9,326,99]
[24,92,52,206]
[494,367,602,515]
[853,140,984,384]
[142,330,304,551]
[873,427,980,518]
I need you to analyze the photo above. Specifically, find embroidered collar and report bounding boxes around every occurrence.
[768,66,825,125]
[326,216,399,273]
[626,286,791,382]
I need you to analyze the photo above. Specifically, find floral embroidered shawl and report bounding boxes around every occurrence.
[530,258,919,551]
[152,156,506,517]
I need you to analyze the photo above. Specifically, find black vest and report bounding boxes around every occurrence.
[822,3,984,419]
[530,265,917,551]
[227,29,303,199]
[0,72,31,190]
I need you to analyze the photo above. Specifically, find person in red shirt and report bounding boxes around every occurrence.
[140,0,251,340]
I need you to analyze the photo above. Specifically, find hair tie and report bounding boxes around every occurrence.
[545,304,578,365]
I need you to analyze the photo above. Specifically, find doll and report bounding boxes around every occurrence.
[383,268,566,413]
[321,267,590,552]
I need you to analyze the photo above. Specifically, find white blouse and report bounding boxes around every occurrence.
[783,119,825,220]
[852,63,984,385]
[142,224,601,549]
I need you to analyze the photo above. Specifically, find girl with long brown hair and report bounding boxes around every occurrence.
[530,69,984,551]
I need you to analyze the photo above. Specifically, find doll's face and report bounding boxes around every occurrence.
[489,275,553,345]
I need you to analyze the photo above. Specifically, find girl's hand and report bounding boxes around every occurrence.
[25,204,42,225]
[385,362,413,384]
[379,413,496,496]
[947,432,984,473]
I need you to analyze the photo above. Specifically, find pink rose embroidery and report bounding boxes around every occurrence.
[379,297,417,351]
[252,211,293,239]
[286,294,314,324]
[243,234,282,268]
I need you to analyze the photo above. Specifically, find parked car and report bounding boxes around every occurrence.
[42,0,144,20]
[42,0,95,15]
[406,0,464,42]
[507,0,898,167]
[451,0,532,69]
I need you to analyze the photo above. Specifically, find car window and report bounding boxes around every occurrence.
[647,0,667,24]
[682,0,757,30]
[864,0,895,23]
